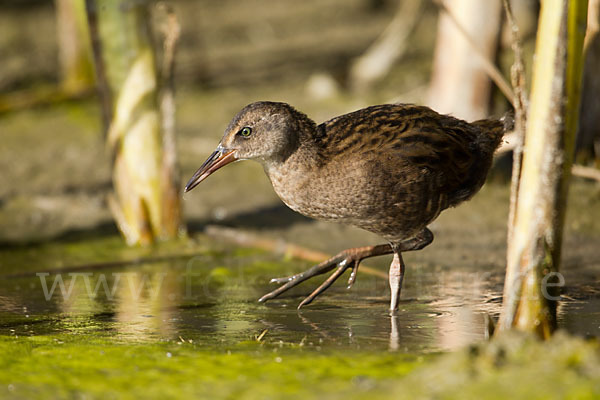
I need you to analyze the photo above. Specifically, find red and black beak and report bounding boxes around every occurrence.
[184,145,237,192]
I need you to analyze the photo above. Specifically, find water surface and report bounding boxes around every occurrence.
[1,235,597,353]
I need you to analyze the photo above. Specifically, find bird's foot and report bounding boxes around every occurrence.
[258,244,392,309]
[259,253,357,309]
[268,258,359,287]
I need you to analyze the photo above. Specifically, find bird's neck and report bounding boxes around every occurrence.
[261,137,322,214]
[259,110,326,211]
[262,115,323,175]
[262,139,320,181]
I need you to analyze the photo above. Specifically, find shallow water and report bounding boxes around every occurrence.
[1,236,598,354]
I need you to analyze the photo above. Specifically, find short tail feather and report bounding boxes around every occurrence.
[472,111,515,153]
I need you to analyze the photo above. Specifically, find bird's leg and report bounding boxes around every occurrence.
[258,244,393,306]
[259,228,434,309]
[388,251,405,314]
[388,228,434,313]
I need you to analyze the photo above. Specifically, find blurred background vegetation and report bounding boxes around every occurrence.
[0,0,538,243]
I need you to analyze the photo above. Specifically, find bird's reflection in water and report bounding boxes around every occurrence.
[297,311,336,343]
[389,315,400,352]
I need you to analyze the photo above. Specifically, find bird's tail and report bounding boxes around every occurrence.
[472,111,515,154]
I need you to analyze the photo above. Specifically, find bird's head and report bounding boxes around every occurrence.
[184,101,304,192]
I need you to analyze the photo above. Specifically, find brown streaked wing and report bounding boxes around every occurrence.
[318,104,483,200]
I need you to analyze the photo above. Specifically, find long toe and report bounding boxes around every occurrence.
[258,254,347,303]
[297,261,353,309]
[269,275,297,284]
[258,244,394,305]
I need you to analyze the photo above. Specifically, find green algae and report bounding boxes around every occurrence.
[0,334,424,400]
[390,332,600,400]
[0,330,598,399]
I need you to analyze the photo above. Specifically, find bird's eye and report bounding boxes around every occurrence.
[238,127,252,137]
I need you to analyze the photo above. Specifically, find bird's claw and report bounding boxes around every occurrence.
[347,260,360,289]
[269,275,296,284]
[259,254,362,308]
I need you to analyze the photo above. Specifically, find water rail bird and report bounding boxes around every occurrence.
[185,102,512,312]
